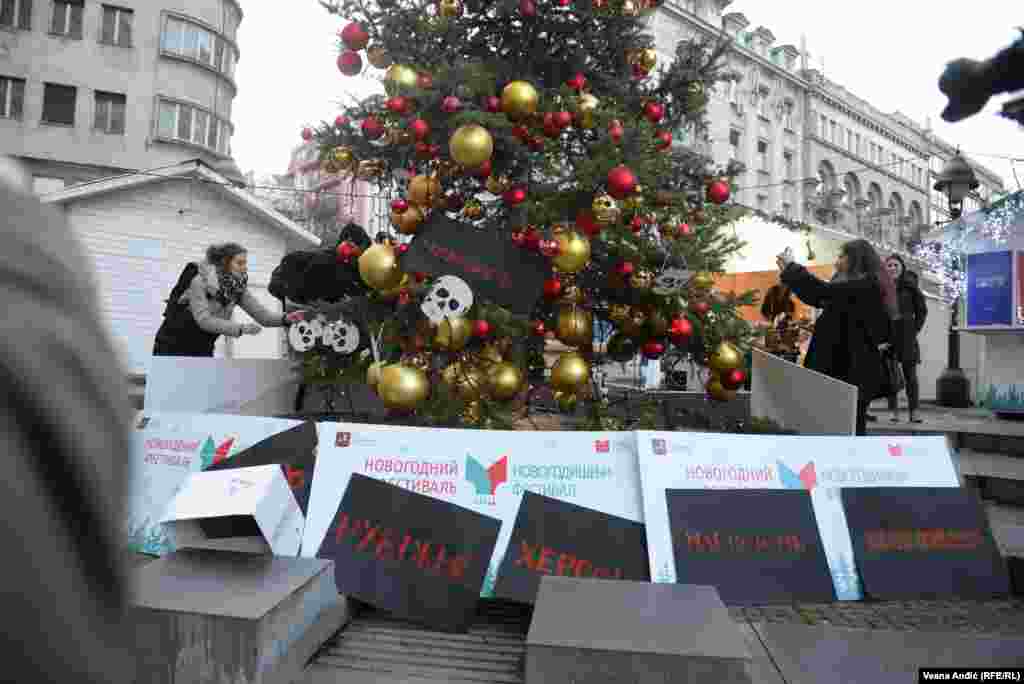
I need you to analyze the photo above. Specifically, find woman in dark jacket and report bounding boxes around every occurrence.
[885,254,928,423]
[778,239,898,436]
[153,243,289,357]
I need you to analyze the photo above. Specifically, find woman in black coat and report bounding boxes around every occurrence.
[884,254,928,423]
[777,239,898,436]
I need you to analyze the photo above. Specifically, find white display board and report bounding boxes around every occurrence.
[303,423,642,597]
[751,348,858,436]
[635,430,961,600]
[144,357,299,415]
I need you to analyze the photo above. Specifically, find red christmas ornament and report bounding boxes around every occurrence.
[396,243,410,255]
[410,118,430,140]
[472,320,491,337]
[554,111,573,129]
[397,290,412,306]
[340,22,369,51]
[511,125,530,140]
[511,230,526,247]
[532,320,546,336]
[336,241,358,262]
[721,368,746,391]
[677,222,693,237]
[575,209,599,237]
[643,101,665,123]
[441,95,462,113]
[484,96,501,113]
[385,96,409,114]
[417,72,433,89]
[519,0,537,16]
[668,317,693,341]
[608,120,624,144]
[334,115,349,128]
[630,215,644,234]
[567,73,587,91]
[616,261,635,276]
[414,141,432,158]
[337,50,362,76]
[471,159,492,177]
[558,0,571,6]
[524,228,542,251]
[301,127,313,141]
[444,192,464,210]
[642,340,666,359]
[503,186,527,205]
[707,179,731,205]
[361,116,384,139]
[540,239,560,257]
[655,130,672,150]
[543,277,563,298]
[690,300,710,316]
[414,271,427,282]
[544,121,562,139]
[391,198,409,213]
[606,165,638,199]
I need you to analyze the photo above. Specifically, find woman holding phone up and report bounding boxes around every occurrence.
[776,240,898,435]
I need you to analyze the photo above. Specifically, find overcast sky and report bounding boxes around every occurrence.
[231,0,1023,190]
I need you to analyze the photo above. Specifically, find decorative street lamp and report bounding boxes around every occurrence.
[932,149,979,220]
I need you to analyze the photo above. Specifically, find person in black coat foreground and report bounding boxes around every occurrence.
[778,239,899,436]
[884,254,928,423]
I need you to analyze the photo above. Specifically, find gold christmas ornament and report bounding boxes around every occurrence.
[591,194,620,225]
[333,146,356,168]
[438,0,463,17]
[488,362,524,400]
[449,124,494,168]
[391,204,425,235]
[408,174,442,206]
[384,64,418,91]
[576,93,599,129]
[366,45,392,69]
[485,175,512,195]
[358,243,404,291]
[709,341,743,374]
[377,364,430,410]
[552,231,591,273]
[366,361,386,390]
[630,268,653,290]
[435,316,473,351]
[637,47,657,70]
[379,273,411,300]
[501,80,539,120]
[480,343,503,364]
[707,377,737,402]
[555,306,593,347]
[691,271,716,291]
[551,352,590,392]
[454,364,486,400]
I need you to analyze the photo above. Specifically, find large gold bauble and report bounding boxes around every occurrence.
[440,362,463,389]
[552,231,591,274]
[385,64,418,91]
[501,80,539,120]
[630,268,653,291]
[408,174,442,207]
[455,364,486,400]
[480,343,503,364]
[358,243,404,291]
[449,124,494,168]
[709,341,743,374]
[379,273,411,300]
[707,377,737,402]
[366,361,386,390]
[550,352,590,392]
[438,0,463,17]
[591,194,620,225]
[391,205,425,235]
[377,364,430,410]
[366,45,392,69]
[691,271,716,291]
[576,93,599,129]
[488,362,524,400]
[636,47,657,70]
[435,317,473,351]
[555,306,593,347]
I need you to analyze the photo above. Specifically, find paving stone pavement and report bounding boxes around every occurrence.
[728,599,1024,635]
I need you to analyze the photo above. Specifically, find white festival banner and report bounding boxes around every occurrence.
[303,423,643,597]
[635,431,961,600]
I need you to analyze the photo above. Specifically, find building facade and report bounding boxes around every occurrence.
[0,0,243,194]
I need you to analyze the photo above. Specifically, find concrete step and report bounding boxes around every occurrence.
[334,630,525,657]
[312,653,522,684]
[301,661,516,684]
[324,643,522,672]
[344,622,528,646]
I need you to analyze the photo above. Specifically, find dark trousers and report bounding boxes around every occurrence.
[887,360,920,412]
[856,399,870,436]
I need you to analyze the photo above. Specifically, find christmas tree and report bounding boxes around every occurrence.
[290,0,757,427]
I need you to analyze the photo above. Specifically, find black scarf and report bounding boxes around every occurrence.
[216,269,247,306]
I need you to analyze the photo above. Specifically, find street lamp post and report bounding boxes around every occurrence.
[933,150,979,408]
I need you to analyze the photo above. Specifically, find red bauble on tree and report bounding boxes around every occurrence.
[337,50,362,76]
[567,73,587,91]
[417,72,433,89]
[553,111,573,129]
[575,209,599,237]
[524,227,542,250]
[616,261,635,276]
[336,241,359,262]
[473,320,491,337]
[707,179,731,205]
[668,317,693,342]
[511,124,530,140]
[301,127,313,141]
[391,198,409,213]
[543,277,563,298]
[721,368,746,391]
[361,116,385,139]
[677,222,693,237]
[340,22,369,51]
[483,96,501,113]
[690,300,710,316]
[642,340,666,359]
[410,118,430,140]
[608,120,624,144]
[606,165,638,199]
[630,215,644,234]
[532,320,546,336]
[334,115,349,128]
[643,101,665,123]
[655,130,672,150]
[539,239,560,257]
[503,186,527,205]
[441,95,462,113]
[519,0,537,17]
[385,96,410,114]
[396,244,409,255]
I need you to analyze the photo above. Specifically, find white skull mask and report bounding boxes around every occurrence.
[288,319,319,352]
[652,267,693,296]
[321,317,360,354]
[420,275,473,324]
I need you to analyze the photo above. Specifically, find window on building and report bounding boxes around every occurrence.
[93,91,125,134]
[100,5,133,47]
[855,133,861,156]
[757,195,768,213]
[847,130,853,153]
[0,76,25,120]
[782,202,792,219]
[32,176,65,195]
[756,87,769,118]
[830,120,837,145]
[819,114,827,138]
[783,149,794,179]
[0,0,32,29]
[783,100,794,129]
[727,80,737,104]
[757,139,769,172]
[42,83,76,125]
[156,98,231,155]
[161,16,236,79]
[729,128,741,161]
[50,0,83,39]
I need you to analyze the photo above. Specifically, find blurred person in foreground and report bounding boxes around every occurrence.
[777,239,898,436]
[0,163,136,682]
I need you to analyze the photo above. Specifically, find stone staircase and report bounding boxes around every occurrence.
[301,601,532,684]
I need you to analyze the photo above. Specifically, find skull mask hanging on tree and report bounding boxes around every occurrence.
[289,319,320,352]
[652,255,694,296]
[321,316,361,354]
[421,275,474,324]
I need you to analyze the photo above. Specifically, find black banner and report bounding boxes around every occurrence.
[841,487,1010,600]
[203,421,318,515]
[665,489,834,604]
[318,473,501,633]
[400,213,549,315]
[494,492,649,604]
